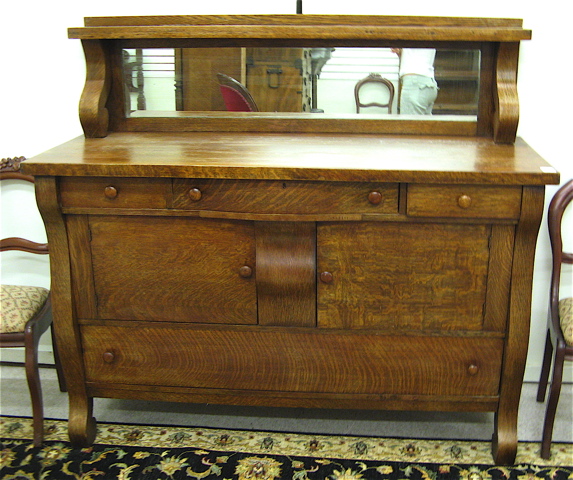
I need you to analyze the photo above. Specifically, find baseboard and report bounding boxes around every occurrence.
[524,362,573,383]
[0,347,55,366]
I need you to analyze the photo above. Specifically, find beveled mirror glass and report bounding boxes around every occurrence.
[122,47,480,119]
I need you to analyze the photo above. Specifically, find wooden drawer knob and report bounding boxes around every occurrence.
[368,191,382,205]
[320,271,334,284]
[457,194,472,209]
[239,265,253,278]
[102,351,115,364]
[104,186,118,199]
[188,188,202,202]
[467,364,479,376]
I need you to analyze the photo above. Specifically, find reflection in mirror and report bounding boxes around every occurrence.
[122,47,480,117]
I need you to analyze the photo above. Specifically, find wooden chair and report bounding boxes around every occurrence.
[354,73,395,114]
[216,73,259,112]
[0,156,66,446]
[536,179,573,459]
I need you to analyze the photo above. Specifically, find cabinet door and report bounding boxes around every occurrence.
[87,215,257,324]
[317,222,494,330]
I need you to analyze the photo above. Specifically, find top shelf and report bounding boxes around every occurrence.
[69,14,531,42]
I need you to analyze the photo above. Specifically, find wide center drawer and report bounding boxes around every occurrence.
[82,325,503,397]
[173,179,399,215]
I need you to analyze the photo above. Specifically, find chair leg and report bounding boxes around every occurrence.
[24,332,44,447]
[51,327,67,393]
[537,331,553,402]
[540,347,565,459]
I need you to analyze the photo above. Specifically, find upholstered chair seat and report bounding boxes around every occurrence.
[559,297,573,345]
[1,285,50,334]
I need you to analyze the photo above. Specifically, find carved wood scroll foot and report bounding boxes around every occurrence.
[491,428,517,466]
[68,395,97,447]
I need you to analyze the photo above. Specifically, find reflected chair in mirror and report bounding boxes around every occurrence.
[354,73,395,114]
[0,156,66,447]
[216,73,259,112]
[536,179,573,459]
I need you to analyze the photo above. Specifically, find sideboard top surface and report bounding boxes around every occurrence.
[24,132,558,185]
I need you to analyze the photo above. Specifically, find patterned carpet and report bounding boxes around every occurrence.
[1,416,571,479]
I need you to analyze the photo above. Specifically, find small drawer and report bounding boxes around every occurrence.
[59,177,171,209]
[173,179,398,215]
[407,184,522,219]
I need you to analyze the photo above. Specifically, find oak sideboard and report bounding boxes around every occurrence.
[24,15,559,464]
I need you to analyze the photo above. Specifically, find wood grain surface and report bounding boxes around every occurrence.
[24,133,558,185]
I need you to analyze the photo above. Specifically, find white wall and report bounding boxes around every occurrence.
[1,0,572,381]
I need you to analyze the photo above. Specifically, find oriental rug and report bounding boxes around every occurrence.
[1,416,571,479]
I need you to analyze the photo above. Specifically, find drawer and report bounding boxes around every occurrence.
[59,177,172,209]
[82,325,503,397]
[407,184,522,219]
[173,179,398,215]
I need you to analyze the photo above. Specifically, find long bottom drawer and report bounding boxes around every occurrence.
[81,325,503,397]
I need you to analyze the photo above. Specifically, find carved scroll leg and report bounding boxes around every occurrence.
[34,177,98,447]
[492,408,518,465]
[492,186,546,465]
[68,393,97,447]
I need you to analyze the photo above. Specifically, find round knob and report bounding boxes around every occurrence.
[102,351,115,364]
[188,188,202,202]
[368,191,382,205]
[239,265,253,278]
[457,194,472,209]
[104,186,118,199]
[320,271,334,284]
[467,364,479,376]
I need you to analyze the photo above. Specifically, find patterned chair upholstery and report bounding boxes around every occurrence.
[0,156,65,447]
[1,285,50,333]
[559,297,573,345]
[536,179,573,459]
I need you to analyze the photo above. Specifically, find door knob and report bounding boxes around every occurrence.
[320,271,334,284]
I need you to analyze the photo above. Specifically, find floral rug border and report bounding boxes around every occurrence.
[1,416,571,467]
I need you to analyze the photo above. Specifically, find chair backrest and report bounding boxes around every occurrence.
[354,73,395,114]
[1,156,33,182]
[216,73,259,112]
[548,179,573,320]
[0,157,48,255]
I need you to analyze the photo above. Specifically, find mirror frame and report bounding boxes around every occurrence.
[70,15,531,144]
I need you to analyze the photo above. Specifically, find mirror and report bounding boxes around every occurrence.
[122,47,480,118]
